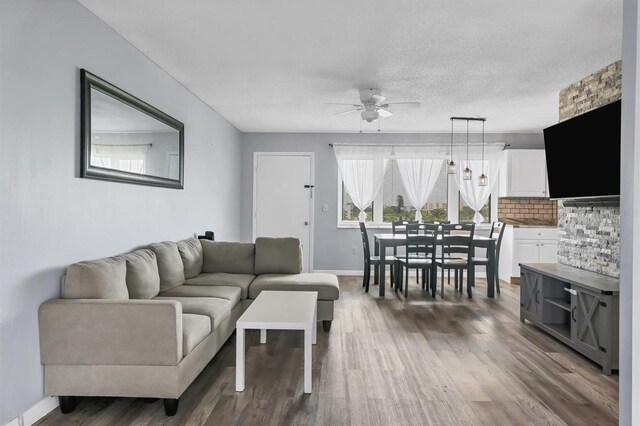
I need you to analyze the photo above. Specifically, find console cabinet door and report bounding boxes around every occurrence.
[520,269,542,320]
[570,287,606,356]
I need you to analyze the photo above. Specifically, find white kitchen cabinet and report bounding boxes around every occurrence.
[500,150,549,197]
[498,226,558,283]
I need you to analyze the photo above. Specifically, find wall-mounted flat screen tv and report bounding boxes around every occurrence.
[543,100,621,200]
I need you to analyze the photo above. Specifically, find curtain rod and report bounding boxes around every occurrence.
[328,143,508,148]
[93,143,153,147]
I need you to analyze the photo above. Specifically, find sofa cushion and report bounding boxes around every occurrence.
[160,285,241,308]
[62,257,128,299]
[123,249,160,299]
[177,238,203,279]
[254,237,303,275]
[182,314,211,356]
[201,241,255,275]
[148,241,185,292]
[184,273,255,300]
[249,273,340,301]
[153,296,232,329]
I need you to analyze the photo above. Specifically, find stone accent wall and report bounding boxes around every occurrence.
[557,60,621,278]
[498,197,557,225]
[557,203,620,277]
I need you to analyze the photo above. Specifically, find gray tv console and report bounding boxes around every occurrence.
[519,263,619,375]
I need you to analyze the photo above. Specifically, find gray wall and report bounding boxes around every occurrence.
[240,132,544,271]
[0,1,242,422]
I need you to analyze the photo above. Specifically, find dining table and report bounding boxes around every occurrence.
[373,233,497,298]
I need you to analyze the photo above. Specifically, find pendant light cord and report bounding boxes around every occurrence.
[466,120,469,168]
[482,121,485,174]
[450,119,454,163]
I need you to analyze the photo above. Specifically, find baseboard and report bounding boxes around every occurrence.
[313,269,362,276]
[12,396,59,426]
[313,269,488,279]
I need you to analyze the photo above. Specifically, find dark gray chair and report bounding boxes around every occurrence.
[397,223,438,297]
[435,223,475,298]
[359,221,397,292]
[470,222,506,294]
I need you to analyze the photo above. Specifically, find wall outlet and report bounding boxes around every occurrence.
[322,204,328,212]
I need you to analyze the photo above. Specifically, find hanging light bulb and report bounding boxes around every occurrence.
[478,120,488,186]
[448,118,456,174]
[463,120,472,180]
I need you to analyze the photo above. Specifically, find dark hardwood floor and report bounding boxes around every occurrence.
[36,276,618,425]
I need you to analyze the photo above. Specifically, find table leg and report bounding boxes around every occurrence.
[304,326,312,393]
[235,327,245,391]
[487,242,495,298]
[312,306,317,345]
[379,241,386,296]
[260,329,267,344]
[374,236,380,285]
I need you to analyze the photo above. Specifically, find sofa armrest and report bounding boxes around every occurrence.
[39,299,183,366]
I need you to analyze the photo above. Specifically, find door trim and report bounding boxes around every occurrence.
[252,152,315,272]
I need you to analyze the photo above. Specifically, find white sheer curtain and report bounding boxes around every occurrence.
[453,143,503,223]
[394,146,446,221]
[333,145,391,221]
[91,144,150,174]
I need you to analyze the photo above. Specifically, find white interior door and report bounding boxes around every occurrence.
[254,153,313,272]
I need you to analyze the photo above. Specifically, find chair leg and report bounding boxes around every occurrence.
[448,269,451,284]
[467,267,473,298]
[364,264,371,292]
[495,268,501,294]
[454,269,458,290]
[390,264,394,288]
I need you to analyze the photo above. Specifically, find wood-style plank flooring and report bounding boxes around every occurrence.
[36,276,618,425]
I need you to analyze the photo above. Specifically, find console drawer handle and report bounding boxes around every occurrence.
[564,287,577,296]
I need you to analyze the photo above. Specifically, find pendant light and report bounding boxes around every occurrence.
[478,120,488,186]
[447,118,456,174]
[463,120,472,180]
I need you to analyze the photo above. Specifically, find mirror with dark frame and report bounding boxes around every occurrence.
[80,69,184,189]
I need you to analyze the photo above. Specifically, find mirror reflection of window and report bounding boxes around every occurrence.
[90,88,180,179]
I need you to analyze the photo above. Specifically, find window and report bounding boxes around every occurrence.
[459,194,491,224]
[340,160,448,223]
[341,182,373,221]
[382,161,448,223]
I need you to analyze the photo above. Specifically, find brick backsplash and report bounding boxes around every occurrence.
[498,197,557,225]
[556,60,621,278]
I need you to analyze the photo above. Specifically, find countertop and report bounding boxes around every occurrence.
[501,218,557,228]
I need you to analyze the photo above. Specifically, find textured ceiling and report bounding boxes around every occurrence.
[78,0,622,133]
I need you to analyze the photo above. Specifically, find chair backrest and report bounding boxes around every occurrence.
[490,221,506,258]
[359,221,371,261]
[392,220,417,234]
[440,223,475,259]
[405,223,438,259]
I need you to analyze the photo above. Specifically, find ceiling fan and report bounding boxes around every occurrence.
[329,88,421,123]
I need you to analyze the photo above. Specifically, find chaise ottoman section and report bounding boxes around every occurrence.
[248,273,339,332]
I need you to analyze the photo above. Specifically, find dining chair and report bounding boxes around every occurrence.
[435,223,475,298]
[470,222,506,294]
[391,220,417,258]
[359,221,397,292]
[397,223,438,297]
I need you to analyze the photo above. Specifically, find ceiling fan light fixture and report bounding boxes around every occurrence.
[361,110,379,122]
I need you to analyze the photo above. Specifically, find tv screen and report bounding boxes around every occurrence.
[543,100,621,200]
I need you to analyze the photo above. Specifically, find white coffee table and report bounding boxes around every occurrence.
[235,290,318,393]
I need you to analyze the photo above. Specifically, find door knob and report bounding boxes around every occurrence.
[304,221,309,226]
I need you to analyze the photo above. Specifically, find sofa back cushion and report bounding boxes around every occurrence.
[254,237,303,274]
[177,238,203,279]
[123,249,160,299]
[148,241,185,292]
[201,241,255,274]
[62,256,128,299]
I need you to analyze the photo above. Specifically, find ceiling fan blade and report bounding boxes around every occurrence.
[383,102,421,108]
[325,102,363,107]
[336,108,363,116]
[371,94,386,104]
[378,109,394,118]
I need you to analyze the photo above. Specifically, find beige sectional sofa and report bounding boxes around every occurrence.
[38,237,339,416]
